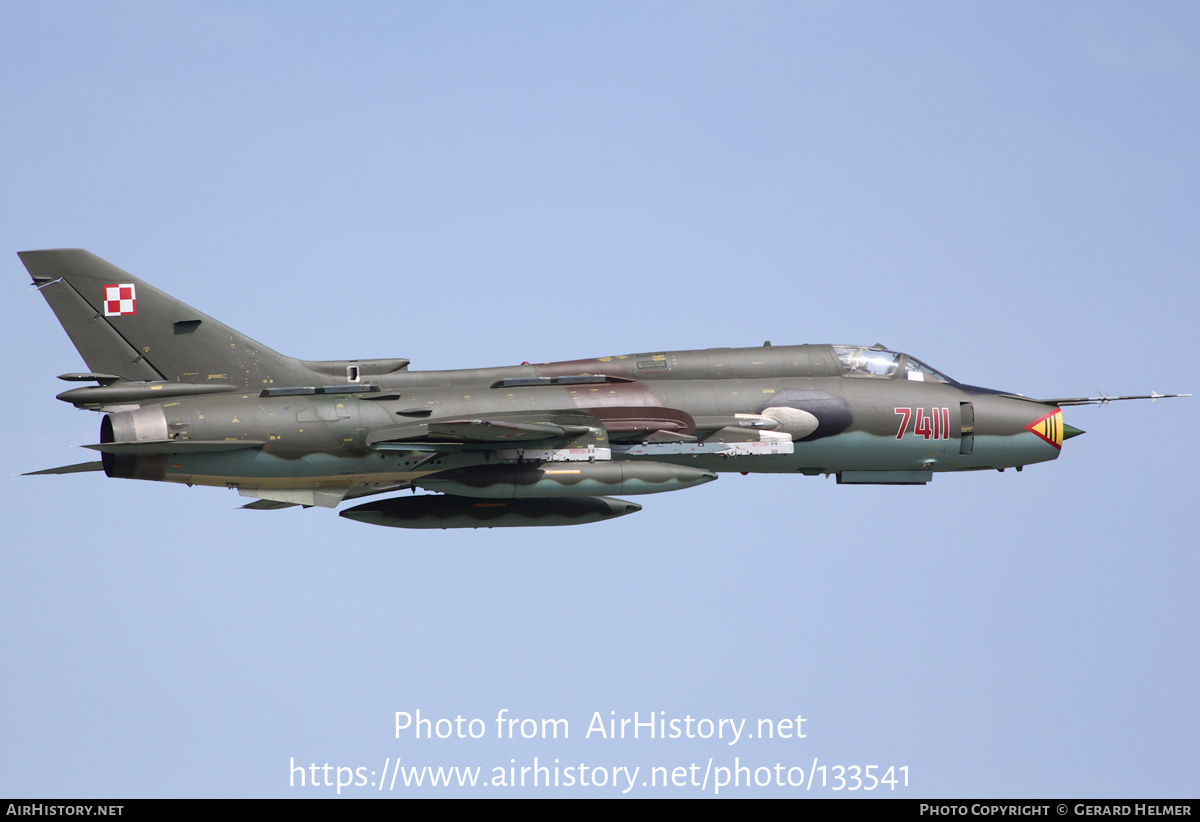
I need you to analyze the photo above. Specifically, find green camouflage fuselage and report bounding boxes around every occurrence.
[100,343,1061,491]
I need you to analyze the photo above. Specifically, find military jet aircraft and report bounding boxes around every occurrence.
[20,249,1187,529]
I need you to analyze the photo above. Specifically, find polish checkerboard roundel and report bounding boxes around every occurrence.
[103,283,137,316]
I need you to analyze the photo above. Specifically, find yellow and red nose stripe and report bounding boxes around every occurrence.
[1025,408,1064,450]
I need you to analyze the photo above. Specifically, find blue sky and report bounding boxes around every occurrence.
[1,1,1196,797]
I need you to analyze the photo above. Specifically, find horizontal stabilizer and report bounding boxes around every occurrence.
[22,461,105,476]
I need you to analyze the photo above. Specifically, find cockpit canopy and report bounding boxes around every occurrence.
[832,346,955,383]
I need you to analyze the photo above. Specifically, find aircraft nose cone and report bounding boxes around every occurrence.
[1023,407,1068,449]
[1063,423,1085,441]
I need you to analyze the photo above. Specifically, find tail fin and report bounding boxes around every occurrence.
[20,249,304,389]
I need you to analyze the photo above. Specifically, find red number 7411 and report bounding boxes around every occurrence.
[894,407,950,440]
